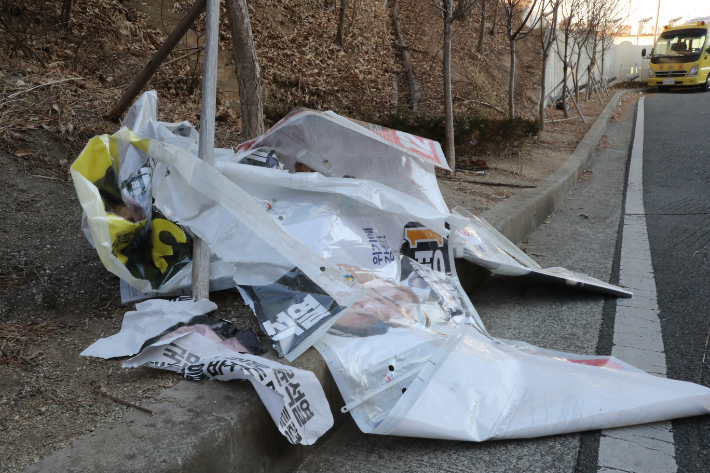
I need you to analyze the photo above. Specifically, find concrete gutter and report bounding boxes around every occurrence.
[24,89,642,473]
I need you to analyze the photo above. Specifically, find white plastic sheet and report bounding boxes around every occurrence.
[316,256,486,432]
[124,329,333,445]
[73,92,236,295]
[75,91,710,447]
[451,206,633,297]
[81,298,261,358]
[233,108,451,214]
[373,326,710,440]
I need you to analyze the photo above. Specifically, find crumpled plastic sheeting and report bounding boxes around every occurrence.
[450,206,633,297]
[374,327,710,441]
[154,159,462,282]
[81,298,332,445]
[81,298,262,358]
[315,256,484,432]
[72,92,236,294]
[233,108,451,214]
[137,95,710,442]
[148,138,368,360]
[72,91,710,446]
[123,324,333,445]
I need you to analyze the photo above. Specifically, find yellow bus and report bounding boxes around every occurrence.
[646,17,710,92]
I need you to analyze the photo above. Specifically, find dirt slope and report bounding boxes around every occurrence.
[397,0,542,118]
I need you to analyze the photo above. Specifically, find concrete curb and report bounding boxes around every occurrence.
[24,344,346,473]
[481,89,643,243]
[24,90,641,473]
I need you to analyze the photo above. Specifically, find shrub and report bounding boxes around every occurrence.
[375,109,540,157]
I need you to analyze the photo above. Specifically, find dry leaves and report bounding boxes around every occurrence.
[0,321,64,366]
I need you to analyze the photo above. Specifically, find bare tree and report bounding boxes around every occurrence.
[433,0,478,175]
[570,13,591,103]
[582,8,598,101]
[555,0,583,116]
[499,0,540,118]
[538,0,561,130]
[477,0,487,52]
[489,0,498,35]
[226,0,265,140]
[336,0,349,47]
[393,0,420,111]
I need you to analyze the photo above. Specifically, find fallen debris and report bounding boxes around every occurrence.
[0,321,63,366]
[82,299,263,358]
[73,91,710,448]
[451,206,633,297]
[122,317,334,445]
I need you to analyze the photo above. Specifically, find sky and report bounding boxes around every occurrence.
[625,0,710,35]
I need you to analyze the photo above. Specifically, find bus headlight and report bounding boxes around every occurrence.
[687,66,699,77]
[648,68,655,77]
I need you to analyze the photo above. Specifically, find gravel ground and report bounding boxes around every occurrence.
[0,90,634,472]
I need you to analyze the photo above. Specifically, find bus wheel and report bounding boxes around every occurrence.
[702,75,710,92]
[658,86,669,92]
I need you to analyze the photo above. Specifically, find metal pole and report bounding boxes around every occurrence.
[653,0,661,43]
[192,0,220,301]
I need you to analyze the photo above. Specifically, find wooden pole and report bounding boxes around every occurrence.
[565,85,586,124]
[592,75,605,105]
[599,71,610,99]
[191,0,220,301]
[106,0,207,121]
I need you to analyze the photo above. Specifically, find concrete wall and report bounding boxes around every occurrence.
[538,35,616,110]
[537,33,656,111]
[613,35,656,82]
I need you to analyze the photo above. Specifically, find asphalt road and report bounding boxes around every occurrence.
[643,90,710,473]
[292,89,710,472]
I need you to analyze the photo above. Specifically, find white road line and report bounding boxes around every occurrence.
[596,97,678,473]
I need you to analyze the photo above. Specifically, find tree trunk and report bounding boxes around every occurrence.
[393,0,420,111]
[227,0,265,140]
[489,0,498,35]
[61,0,72,26]
[573,55,581,103]
[539,51,547,130]
[443,12,455,175]
[599,35,606,85]
[508,39,515,119]
[477,0,487,52]
[562,34,569,117]
[585,65,592,101]
[336,0,349,47]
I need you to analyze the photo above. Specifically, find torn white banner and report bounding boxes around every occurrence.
[366,326,710,440]
[147,139,363,305]
[451,206,633,297]
[81,298,262,358]
[233,108,451,214]
[125,331,333,445]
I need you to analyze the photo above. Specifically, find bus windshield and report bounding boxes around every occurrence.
[654,28,707,57]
